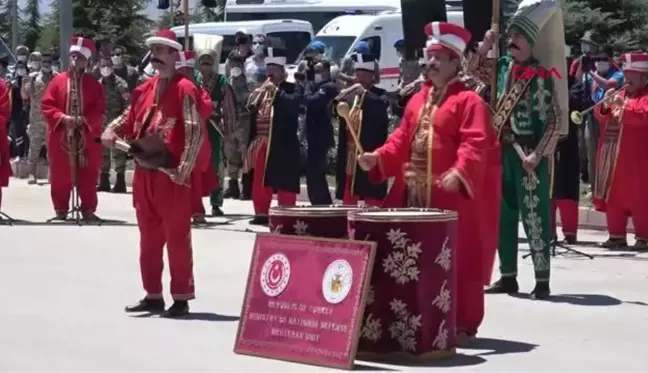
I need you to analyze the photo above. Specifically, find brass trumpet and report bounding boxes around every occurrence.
[335,84,366,154]
[570,84,629,125]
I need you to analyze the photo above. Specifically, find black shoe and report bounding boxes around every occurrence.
[192,215,207,225]
[162,301,189,318]
[599,238,628,250]
[97,173,111,192]
[632,239,648,251]
[563,235,577,245]
[124,298,165,313]
[240,171,252,200]
[249,216,269,226]
[485,277,519,294]
[223,179,240,199]
[111,172,127,193]
[211,206,224,216]
[530,282,551,300]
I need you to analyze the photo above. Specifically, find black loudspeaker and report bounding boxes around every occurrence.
[157,0,170,10]
[462,0,492,49]
[400,0,447,59]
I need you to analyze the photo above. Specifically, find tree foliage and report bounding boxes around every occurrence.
[564,0,648,51]
[22,0,41,51]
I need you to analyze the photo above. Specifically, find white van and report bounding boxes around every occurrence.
[140,19,314,77]
[292,10,464,92]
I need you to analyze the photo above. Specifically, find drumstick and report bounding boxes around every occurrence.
[208,118,225,138]
[513,143,538,182]
[347,124,364,155]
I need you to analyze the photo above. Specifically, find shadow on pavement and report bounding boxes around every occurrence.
[0,218,135,227]
[511,292,622,306]
[130,312,240,322]
[353,363,399,371]
[359,353,485,368]
[465,337,538,356]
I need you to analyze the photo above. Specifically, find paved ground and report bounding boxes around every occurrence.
[1,180,647,372]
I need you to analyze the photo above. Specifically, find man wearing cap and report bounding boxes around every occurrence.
[395,38,421,93]
[41,36,106,221]
[296,41,326,82]
[357,21,497,343]
[102,29,205,317]
[338,41,380,88]
[8,61,29,173]
[475,0,568,299]
[593,53,648,251]
[334,53,389,206]
[15,45,29,64]
[0,73,11,216]
[196,39,237,217]
[22,52,58,185]
[245,47,302,225]
[96,55,130,193]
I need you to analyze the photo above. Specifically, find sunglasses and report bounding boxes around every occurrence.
[252,42,264,45]
[111,53,122,57]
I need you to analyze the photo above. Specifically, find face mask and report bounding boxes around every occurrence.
[111,56,122,65]
[595,61,610,73]
[253,44,264,55]
[30,62,40,70]
[16,69,27,76]
[230,67,242,77]
[314,73,323,83]
[42,66,52,73]
[100,67,112,77]
[17,56,27,62]
[581,43,595,54]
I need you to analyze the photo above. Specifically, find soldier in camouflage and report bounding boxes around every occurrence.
[21,53,57,184]
[97,56,130,193]
[223,33,257,199]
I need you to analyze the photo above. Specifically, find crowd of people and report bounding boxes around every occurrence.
[0,0,646,329]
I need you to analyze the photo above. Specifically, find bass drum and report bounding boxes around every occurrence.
[268,205,368,239]
[348,208,458,359]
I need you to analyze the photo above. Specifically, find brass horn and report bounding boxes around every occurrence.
[570,84,629,125]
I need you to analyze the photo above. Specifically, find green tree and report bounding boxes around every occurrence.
[22,0,42,51]
[0,0,11,43]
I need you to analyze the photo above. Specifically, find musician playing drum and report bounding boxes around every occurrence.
[41,36,106,221]
[245,47,302,226]
[334,53,389,206]
[101,29,205,318]
[357,22,498,344]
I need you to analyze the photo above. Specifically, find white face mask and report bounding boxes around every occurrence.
[581,43,595,54]
[314,73,323,83]
[595,61,610,73]
[16,68,27,76]
[100,67,112,77]
[230,67,242,77]
[111,56,122,65]
[17,55,27,62]
[253,44,264,55]
[30,61,40,70]
[42,66,52,73]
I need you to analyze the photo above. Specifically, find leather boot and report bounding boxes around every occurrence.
[224,179,240,199]
[111,172,127,193]
[97,173,111,192]
[240,171,253,200]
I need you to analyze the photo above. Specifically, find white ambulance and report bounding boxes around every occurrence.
[292,10,464,92]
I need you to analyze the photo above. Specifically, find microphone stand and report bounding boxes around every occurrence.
[0,210,16,225]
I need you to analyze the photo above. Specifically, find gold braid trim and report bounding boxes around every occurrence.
[535,84,561,157]
[107,105,131,138]
[177,96,204,183]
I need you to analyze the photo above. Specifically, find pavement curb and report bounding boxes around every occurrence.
[10,165,626,233]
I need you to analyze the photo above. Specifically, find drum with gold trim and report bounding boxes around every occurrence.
[348,208,458,359]
[268,205,367,238]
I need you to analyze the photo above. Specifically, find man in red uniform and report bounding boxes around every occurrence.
[41,37,106,221]
[101,29,205,317]
[175,50,218,225]
[357,22,499,343]
[594,52,648,251]
[0,77,11,218]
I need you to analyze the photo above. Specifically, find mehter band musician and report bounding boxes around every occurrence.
[474,0,569,299]
[593,53,648,251]
[245,47,302,226]
[334,53,389,206]
[41,36,106,221]
[0,77,10,213]
[357,21,499,343]
[102,29,205,318]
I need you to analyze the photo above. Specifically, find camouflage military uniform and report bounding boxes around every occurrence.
[397,57,422,90]
[100,74,129,174]
[225,57,253,181]
[25,69,57,181]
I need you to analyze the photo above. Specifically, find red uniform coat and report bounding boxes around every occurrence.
[593,89,648,213]
[41,72,105,173]
[368,79,500,334]
[193,87,218,198]
[0,80,11,187]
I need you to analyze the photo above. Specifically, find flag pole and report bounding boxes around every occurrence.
[183,0,190,50]
[490,0,500,109]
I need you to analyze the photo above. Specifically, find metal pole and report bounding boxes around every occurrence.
[183,0,189,50]
[170,0,174,26]
[10,0,18,52]
[59,0,73,71]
